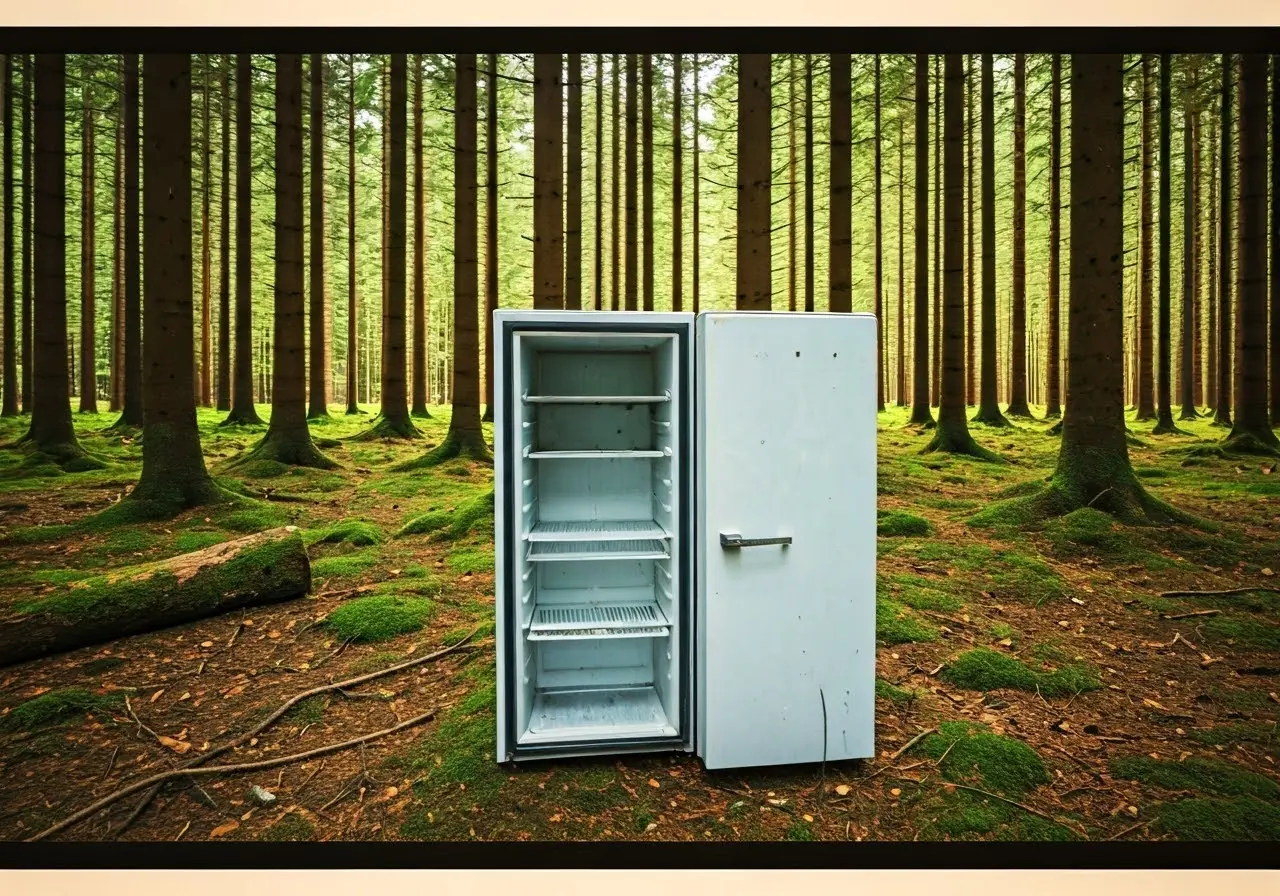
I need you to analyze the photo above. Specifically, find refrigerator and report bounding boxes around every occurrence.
[494,309,877,770]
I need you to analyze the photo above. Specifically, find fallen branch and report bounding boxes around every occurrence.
[92,628,477,840]
[1159,586,1280,599]
[1161,610,1220,620]
[948,783,1088,839]
[890,727,937,761]
[1106,819,1149,841]
[29,707,438,842]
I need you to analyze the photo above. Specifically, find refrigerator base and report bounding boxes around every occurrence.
[518,686,678,747]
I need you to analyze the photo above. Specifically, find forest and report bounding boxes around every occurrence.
[0,49,1278,845]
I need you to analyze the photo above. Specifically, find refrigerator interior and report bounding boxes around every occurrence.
[510,331,683,747]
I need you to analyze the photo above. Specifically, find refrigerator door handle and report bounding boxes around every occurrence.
[719,532,793,549]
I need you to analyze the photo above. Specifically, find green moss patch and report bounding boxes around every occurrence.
[446,548,495,575]
[876,598,938,644]
[397,490,494,541]
[921,789,1079,841]
[1110,755,1280,802]
[875,678,922,704]
[325,594,436,643]
[305,519,384,548]
[877,509,934,538]
[217,506,291,534]
[883,573,966,613]
[939,647,1101,697]
[262,812,316,841]
[1186,722,1277,747]
[309,547,383,581]
[2,688,123,732]
[1201,616,1280,652]
[916,722,1050,796]
[1151,796,1280,840]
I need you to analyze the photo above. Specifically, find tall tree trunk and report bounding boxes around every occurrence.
[859,53,877,405]
[345,54,360,415]
[1045,53,1063,419]
[1135,54,1155,421]
[909,54,935,428]
[410,53,430,417]
[1214,55,1234,426]
[1003,55,1184,524]
[641,54,653,312]
[533,54,564,311]
[309,53,333,420]
[19,56,96,467]
[109,63,124,414]
[483,53,499,419]
[1192,104,1203,410]
[1272,54,1280,427]
[831,53,852,318]
[381,58,390,338]
[788,56,797,314]
[1207,108,1219,414]
[125,53,225,513]
[79,77,97,414]
[974,53,1007,427]
[1007,53,1031,418]
[896,114,906,408]
[222,54,263,426]
[932,56,941,406]
[1153,54,1179,434]
[566,54,582,310]
[20,54,33,415]
[624,55,639,311]
[966,53,976,407]
[199,56,212,408]
[925,54,997,459]
[691,54,700,314]
[216,55,231,412]
[1179,70,1201,422]
[595,53,605,312]
[1,54,16,417]
[736,54,771,311]
[1224,55,1278,450]
[672,53,682,313]
[237,54,335,469]
[804,54,814,314]
[409,54,488,466]
[611,54,621,312]
[363,54,417,440]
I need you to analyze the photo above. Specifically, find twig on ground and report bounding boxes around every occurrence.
[1161,610,1220,620]
[1087,487,1113,508]
[174,820,190,841]
[297,760,325,794]
[1106,819,1149,841]
[102,746,119,781]
[1045,743,1104,781]
[1159,586,1280,598]
[49,628,479,841]
[311,637,354,671]
[890,727,937,761]
[948,783,1088,839]
[227,623,244,650]
[28,707,438,843]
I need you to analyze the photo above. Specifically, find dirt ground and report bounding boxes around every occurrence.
[0,405,1277,844]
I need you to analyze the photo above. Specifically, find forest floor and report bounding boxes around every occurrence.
[0,405,1278,844]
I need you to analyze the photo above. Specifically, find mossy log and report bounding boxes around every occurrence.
[0,527,311,668]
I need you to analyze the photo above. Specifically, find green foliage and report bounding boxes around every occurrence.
[1110,756,1280,801]
[2,688,123,732]
[916,722,1050,796]
[940,647,1101,697]
[877,509,934,538]
[785,820,816,841]
[305,519,384,548]
[1151,797,1280,840]
[325,594,436,643]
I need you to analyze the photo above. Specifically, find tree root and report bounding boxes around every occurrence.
[972,408,1011,428]
[920,426,1005,463]
[218,408,266,428]
[231,433,338,471]
[1158,586,1280,599]
[394,431,493,471]
[349,414,422,442]
[34,628,480,842]
[1221,428,1280,457]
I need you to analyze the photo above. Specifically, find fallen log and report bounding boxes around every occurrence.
[0,526,311,667]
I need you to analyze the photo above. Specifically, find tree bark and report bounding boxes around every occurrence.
[1179,69,1201,423]
[20,55,32,414]
[611,54,621,312]
[199,55,213,409]
[109,63,125,414]
[566,54,582,311]
[736,54,771,311]
[966,54,976,408]
[831,53,852,318]
[1045,54,1063,419]
[973,53,1007,427]
[925,55,997,460]
[863,53,879,407]
[691,54,700,314]
[234,55,335,470]
[1272,54,1280,427]
[345,54,360,415]
[483,53,499,419]
[125,53,225,513]
[908,54,934,428]
[932,56,941,407]
[222,54,263,426]
[79,76,97,414]
[1152,53,1181,435]
[641,54,653,312]
[897,115,905,408]
[1214,55,1234,427]
[1224,54,1279,451]
[406,53,488,466]
[0,528,312,669]
[19,55,94,467]
[361,54,417,440]
[672,53,683,313]
[1007,53,1031,418]
[533,54,563,311]
[309,53,332,420]
[788,56,797,314]
[216,55,231,412]
[803,55,814,314]
[1206,107,1218,414]
[410,53,430,418]
[595,53,605,312]
[1135,54,1155,421]
[1,54,16,417]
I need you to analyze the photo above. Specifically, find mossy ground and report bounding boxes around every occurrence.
[0,402,1276,844]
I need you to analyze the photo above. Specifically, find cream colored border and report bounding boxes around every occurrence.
[1,5,1279,893]
[0,1,1279,26]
